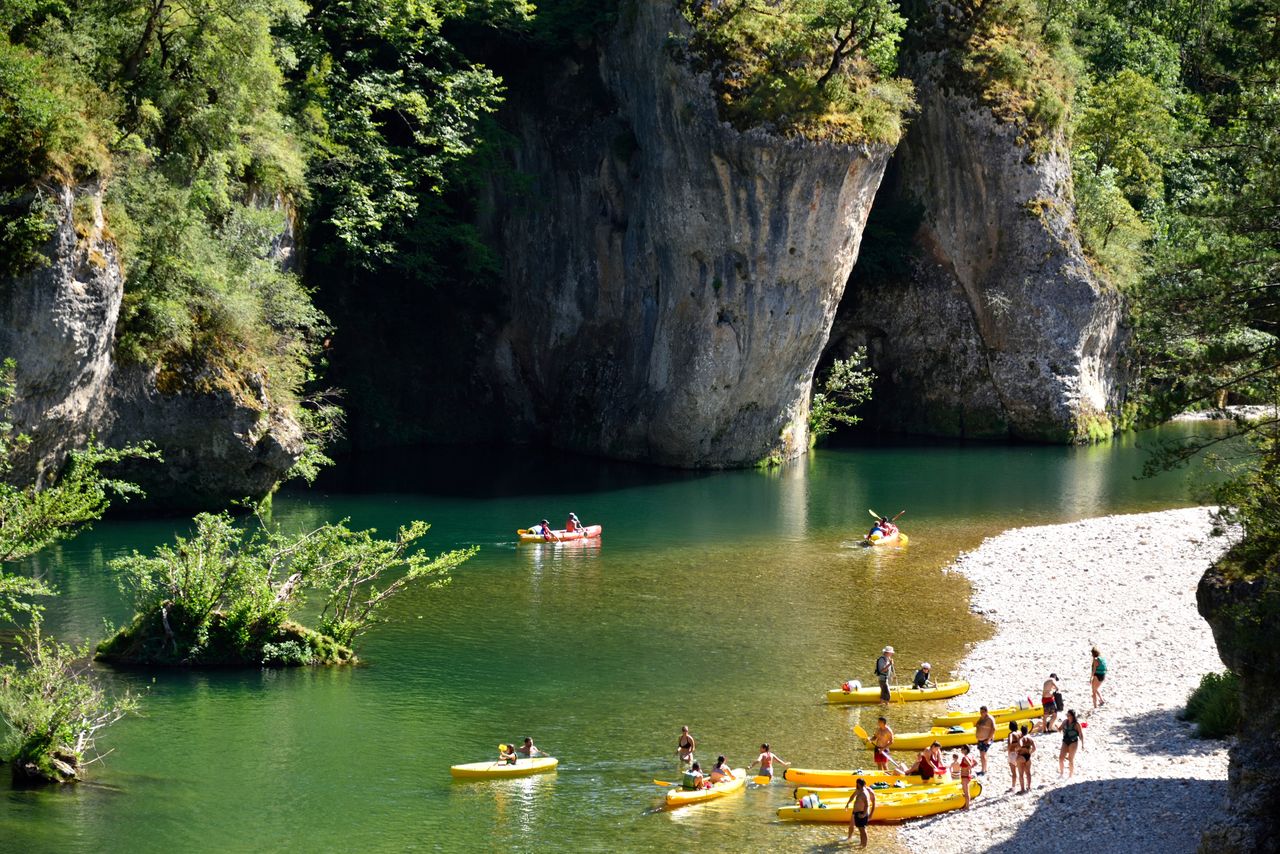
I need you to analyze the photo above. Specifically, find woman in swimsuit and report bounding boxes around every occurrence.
[1058,709,1085,777]
[1005,721,1020,792]
[1016,727,1036,793]
[709,755,736,784]
[749,743,789,780]
[676,726,695,766]
[1091,647,1107,708]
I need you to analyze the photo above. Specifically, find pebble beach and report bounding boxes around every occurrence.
[898,507,1235,854]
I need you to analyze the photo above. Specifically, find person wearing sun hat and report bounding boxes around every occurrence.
[912,661,936,689]
[874,646,896,702]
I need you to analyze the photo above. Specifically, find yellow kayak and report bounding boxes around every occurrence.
[450,757,559,779]
[664,769,747,808]
[826,680,970,704]
[783,767,948,788]
[864,530,909,547]
[932,702,1044,728]
[870,725,980,751]
[793,781,945,799]
[516,525,601,544]
[778,780,983,822]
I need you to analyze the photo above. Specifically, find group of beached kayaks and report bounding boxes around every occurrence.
[449,678,1038,826]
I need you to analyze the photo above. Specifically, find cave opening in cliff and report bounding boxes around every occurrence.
[815,152,923,443]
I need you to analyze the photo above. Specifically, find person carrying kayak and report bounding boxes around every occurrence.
[912,662,936,689]
[749,743,790,780]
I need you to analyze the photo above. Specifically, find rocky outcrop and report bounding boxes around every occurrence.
[482,0,892,466]
[0,184,120,482]
[1197,565,1280,853]
[0,184,302,509]
[830,60,1127,441]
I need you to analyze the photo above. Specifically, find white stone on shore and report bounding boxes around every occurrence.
[898,508,1234,854]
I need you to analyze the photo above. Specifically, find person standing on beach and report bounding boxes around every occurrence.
[1091,647,1107,708]
[1005,721,1020,792]
[676,726,696,766]
[871,717,895,772]
[1016,726,1036,793]
[1042,674,1060,731]
[1058,709,1084,777]
[974,706,996,776]
[958,744,977,808]
[843,777,877,848]
[875,646,896,703]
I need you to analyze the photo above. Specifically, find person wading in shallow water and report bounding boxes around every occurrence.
[974,706,996,776]
[871,717,895,772]
[676,726,695,766]
[843,777,877,848]
[749,743,790,780]
[1091,647,1107,708]
[875,646,896,703]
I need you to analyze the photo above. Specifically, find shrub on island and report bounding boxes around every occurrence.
[96,512,474,667]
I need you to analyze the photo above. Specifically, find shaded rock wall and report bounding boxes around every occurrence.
[1198,567,1280,854]
[483,0,891,466]
[0,184,302,509]
[831,61,1127,441]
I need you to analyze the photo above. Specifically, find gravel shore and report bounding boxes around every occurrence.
[898,507,1234,854]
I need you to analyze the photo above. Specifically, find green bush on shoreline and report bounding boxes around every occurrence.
[1179,671,1240,739]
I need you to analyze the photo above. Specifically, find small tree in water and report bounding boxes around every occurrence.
[809,349,875,444]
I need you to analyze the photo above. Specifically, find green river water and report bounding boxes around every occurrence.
[0,426,1225,853]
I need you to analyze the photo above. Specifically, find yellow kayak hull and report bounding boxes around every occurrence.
[793,781,947,799]
[516,525,602,544]
[826,680,970,704]
[864,531,909,547]
[783,768,949,788]
[932,703,1044,728]
[664,769,747,808]
[881,726,980,751]
[779,780,982,823]
[450,757,559,779]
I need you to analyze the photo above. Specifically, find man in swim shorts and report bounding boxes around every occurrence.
[871,717,895,771]
[1042,674,1060,731]
[974,706,996,776]
[843,777,877,848]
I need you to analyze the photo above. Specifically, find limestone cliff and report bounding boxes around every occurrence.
[829,51,1127,441]
[481,0,892,466]
[1198,566,1280,853]
[0,184,302,509]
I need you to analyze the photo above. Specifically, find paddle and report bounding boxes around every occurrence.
[854,725,909,774]
[654,779,680,787]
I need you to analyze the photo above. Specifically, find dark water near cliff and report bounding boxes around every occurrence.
[1,425,1227,852]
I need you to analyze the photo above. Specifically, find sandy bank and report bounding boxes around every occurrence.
[898,507,1234,854]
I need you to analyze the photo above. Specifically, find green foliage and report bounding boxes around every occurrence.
[104,511,474,665]
[810,349,875,443]
[1179,671,1240,739]
[0,358,158,622]
[1075,69,1177,201]
[0,619,138,783]
[0,189,55,277]
[677,0,914,145]
[1072,151,1149,284]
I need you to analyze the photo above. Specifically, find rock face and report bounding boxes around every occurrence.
[1197,566,1280,853]
[830,63,1127,441]
[483,0,891,466]
[0,184,302,509]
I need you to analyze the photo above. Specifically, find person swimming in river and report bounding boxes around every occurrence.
[516,737,542,758]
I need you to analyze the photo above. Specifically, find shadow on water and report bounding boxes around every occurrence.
[969,777,1224,853]
[299,443,714,498]
[1111,708,1225,759]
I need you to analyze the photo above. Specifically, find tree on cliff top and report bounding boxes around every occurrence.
[678,0,914,145]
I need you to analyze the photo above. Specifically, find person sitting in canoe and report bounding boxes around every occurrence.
[537,519,557,541]
[516,737,542,758]
[498,743,519,765]
[565,512,582,533]
[709,756,736,784]
[681,762,705,790]
[866,516,890,539]
[912,662,936,689]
